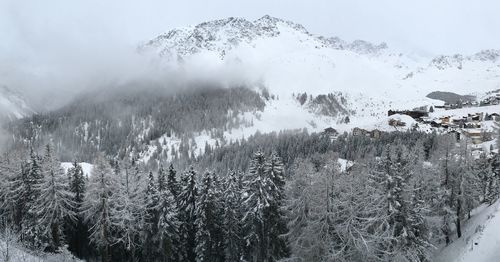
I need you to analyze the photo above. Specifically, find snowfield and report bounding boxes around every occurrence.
[435,199,500,262]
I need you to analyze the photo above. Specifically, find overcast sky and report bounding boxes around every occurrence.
[0,0,499,102]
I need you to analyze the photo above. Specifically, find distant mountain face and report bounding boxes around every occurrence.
[141,15,500,101]
[8,16,500,165]
[0,86,33,120]
[142,15,389,59]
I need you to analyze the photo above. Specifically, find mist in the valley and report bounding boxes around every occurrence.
[0,2,266,111]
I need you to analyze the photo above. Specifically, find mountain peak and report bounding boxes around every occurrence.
[142,16,390,60]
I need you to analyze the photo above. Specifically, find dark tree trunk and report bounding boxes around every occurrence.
[456,198,462,238]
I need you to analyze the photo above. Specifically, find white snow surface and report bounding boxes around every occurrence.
[144,16,500,101]
[61,162,94,177]
[0,239,80,261]
[435,199,500,262]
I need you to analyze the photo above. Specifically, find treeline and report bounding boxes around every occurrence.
[180,129,437,173]
[6,85,266,162]
[1,130,499,261]
[283,134,500,261]
[0,146,289,262]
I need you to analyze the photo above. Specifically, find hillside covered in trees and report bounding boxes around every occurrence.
[1,129,499,261]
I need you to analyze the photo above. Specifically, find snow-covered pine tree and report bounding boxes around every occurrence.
[0,150,25,229]
[223,171,244,261]
[158,165,166,193]
[143,171,161,260]
[489,155,500,204]
[195,172,224,262]
[81,153,117,262]
[404,180,432,262]
[433,135,458,245]
[476,153,497,205]
[264,153,289,260]
[66,161,89,258]
[32,144,76,252]
[158,169,180,262]
[370,144,432,261]
[283,159,314,260]
[112,159,146,257]
[178,167,198,262]
[167,163,181,200]
[284,157,341,261]
[243,151,287,262]
[20,147,45,247]
[209,172,225,260]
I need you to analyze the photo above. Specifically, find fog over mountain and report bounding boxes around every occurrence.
[1,0,500,109]
[2,2,500,262]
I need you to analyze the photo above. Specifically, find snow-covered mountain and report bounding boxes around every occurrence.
[136,15,500,162]
[0,86,34,120]
[141,15,500,100]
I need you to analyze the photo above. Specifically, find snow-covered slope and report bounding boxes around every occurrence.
[135,15,500,163]
[0,237,79,261]
[0,86,34,120]
[142,15,500,100]
[435,199,500,262]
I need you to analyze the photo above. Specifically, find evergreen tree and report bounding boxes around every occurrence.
[158,174,180,262]
[32,144,76,252]
[66,161,89,258]
[112,160,146,259]
[242,151,288,261]
[433,135,458,245]
[264,153,289,260]
[81,154,117,262]
[370,145,432,261]
[21,148,44,247]
[195,172,224,262]
[143,171,161,260]
[223,171,244,261]
[158,165,167,193]
[167,164,181,199]
[178,167,198,261]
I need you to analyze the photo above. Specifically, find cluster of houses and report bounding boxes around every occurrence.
[387,109,498,145]
[435,93,500,110]
[324,99,499,147]
[419,112,500,130]
[352,127,382,139]
[322,127,384,140]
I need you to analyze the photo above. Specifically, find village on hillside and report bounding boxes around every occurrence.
[320,92,500,157]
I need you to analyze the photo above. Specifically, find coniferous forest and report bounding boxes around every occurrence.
[1,128,499,261]
[2,3,500,261]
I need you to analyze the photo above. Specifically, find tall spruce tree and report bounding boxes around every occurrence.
[81,154,117,262]
[223,171,244,261]
[195,172,224,262]
[21,148,44,247]
[32,144,76,252]
[167,164,181,200]
[158,169,180,262]
[143,171,161,260]
[66,161,89,258]
[242,151,289,261]
[178,167,198,261]
[264,153,289,260]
